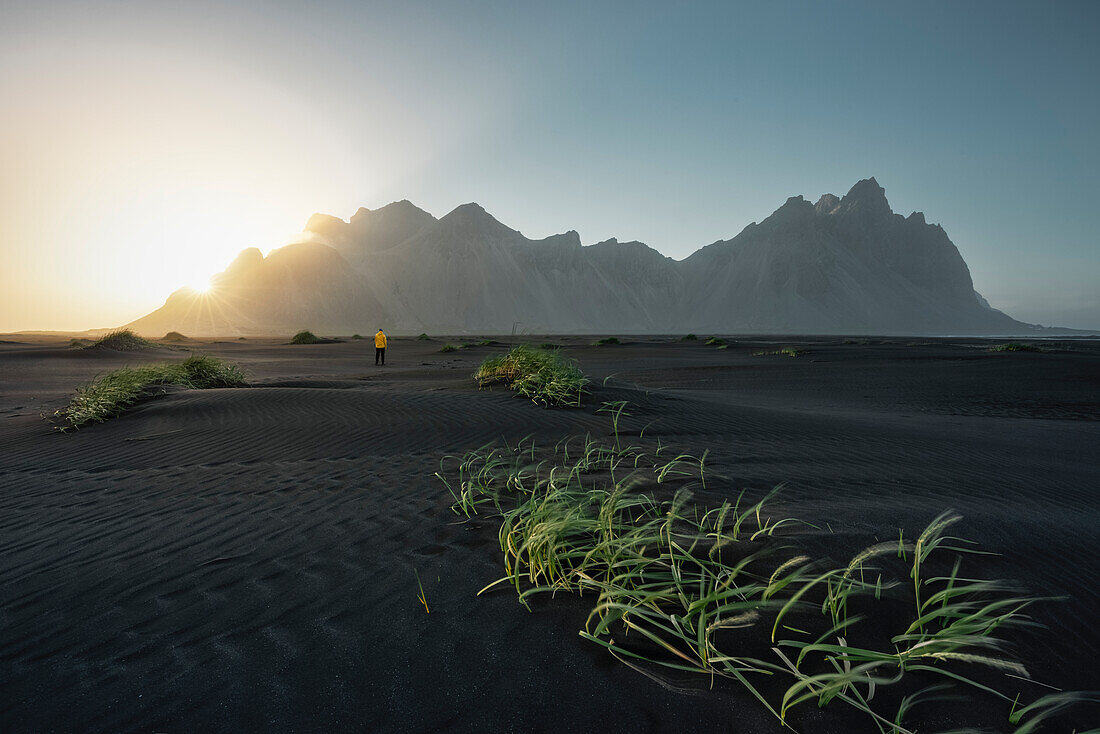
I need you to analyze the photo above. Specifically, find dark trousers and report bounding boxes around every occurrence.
[375,347,385,365]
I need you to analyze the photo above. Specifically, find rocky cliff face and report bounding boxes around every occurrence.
[127,179,1033,335]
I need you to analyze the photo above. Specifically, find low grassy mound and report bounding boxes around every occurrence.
[753,346,803,357]
[474,344,588,407]
[54,355,247,430]
[681,333,698,341]
[69,338,92,348]
[593,336,620,346]
[538,342,560,350]
[440,343,459,353]
[162,331,188,342]
[437,408,1089,731]
[288,332,338,345]
[351,334,363,340]
[82,329,159,352]
[988,342,1043,353]
[705,336,726,346]
[417,333,431,341]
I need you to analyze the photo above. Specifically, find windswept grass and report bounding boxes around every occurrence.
[69,338,92,348]
[436,407,1088,731]
[594,336,620,346]
[53,355,246,430]
[162,331,188,342]
[440,343,459,353]
[81,329,158,352]
[681,333,698,341]
[988,342,1043,353]
[474,344,588,407]
[290,330,322,344]
[417,333,431,341]
[705,336,726,346]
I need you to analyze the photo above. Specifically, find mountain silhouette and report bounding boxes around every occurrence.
[127,179,1036,335]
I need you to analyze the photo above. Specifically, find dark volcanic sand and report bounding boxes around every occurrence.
[1,335,1098,732]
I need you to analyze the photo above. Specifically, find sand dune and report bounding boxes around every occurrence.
[1,336,1097,731]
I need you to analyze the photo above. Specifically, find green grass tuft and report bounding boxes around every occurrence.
[69,338,92,348]
[474,344,588,407]
[417,333,431,341]
[82,329,159,352]
[593,336,620,346]
[705,336,725,346]
[289,330,322,344]
[162,331,188,342]
[752,347,803,357]
[539,342,560,350]
[681,333,698,341]
[440,343,459,352]
[54,355,247,430]
[351,334,363,340]
[436,408,1085,730]
[988,342,1043,353]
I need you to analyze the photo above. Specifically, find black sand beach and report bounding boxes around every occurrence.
[2,335,1098,732]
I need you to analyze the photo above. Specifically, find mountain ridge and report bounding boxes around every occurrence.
[126,179,1052,336]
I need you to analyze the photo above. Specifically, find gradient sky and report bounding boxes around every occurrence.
[2,0,1098,331]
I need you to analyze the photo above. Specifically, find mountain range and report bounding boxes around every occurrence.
[127,178,1039,336]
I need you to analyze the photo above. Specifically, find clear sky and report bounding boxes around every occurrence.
[2,0,1097,331]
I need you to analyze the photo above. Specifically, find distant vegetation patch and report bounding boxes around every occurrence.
[440,343,459,353]
[842,338,871,345]
[752,347,803,357]
[474,345,588,407]
[80,329,159,352]
[479,340,493,346]
[162,331,188,342]
[988,342,1044,353]
[593,336,620,346]
[69,338,92,348]
[237,336,247,341]
[53,355,246,430]
[351,334,364,340]
[705,336,726,346]
[539,342,560,350]
[290,330,322,344]
[417,333,431,341]
[716,344,728,350]
[681,333,698,341]
[288,330,341,345]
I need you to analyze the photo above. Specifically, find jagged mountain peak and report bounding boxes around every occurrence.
[841,177,892,216]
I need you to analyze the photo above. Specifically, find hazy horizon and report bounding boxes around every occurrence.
[3,0,1098,331]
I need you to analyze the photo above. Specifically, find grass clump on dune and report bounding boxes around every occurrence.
[54,354,246,430]
[351,333,363,340]
[81,329,159,352]
[162,331,188,342]
[417,333,431,340]
[681,333,698,341]
[988,342,1043,353]
[289,330,322,344]
[594,336,620,346]
[69,338,92,348]
[753,346,803,357]
[440,343,459,353]
[474,344,588,407]
[705,336,725,346]
[437,405,1090,732]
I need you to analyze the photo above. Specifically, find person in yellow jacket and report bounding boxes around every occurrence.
[374,329,387,365]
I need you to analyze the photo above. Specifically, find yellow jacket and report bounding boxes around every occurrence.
[375,331,387,348]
